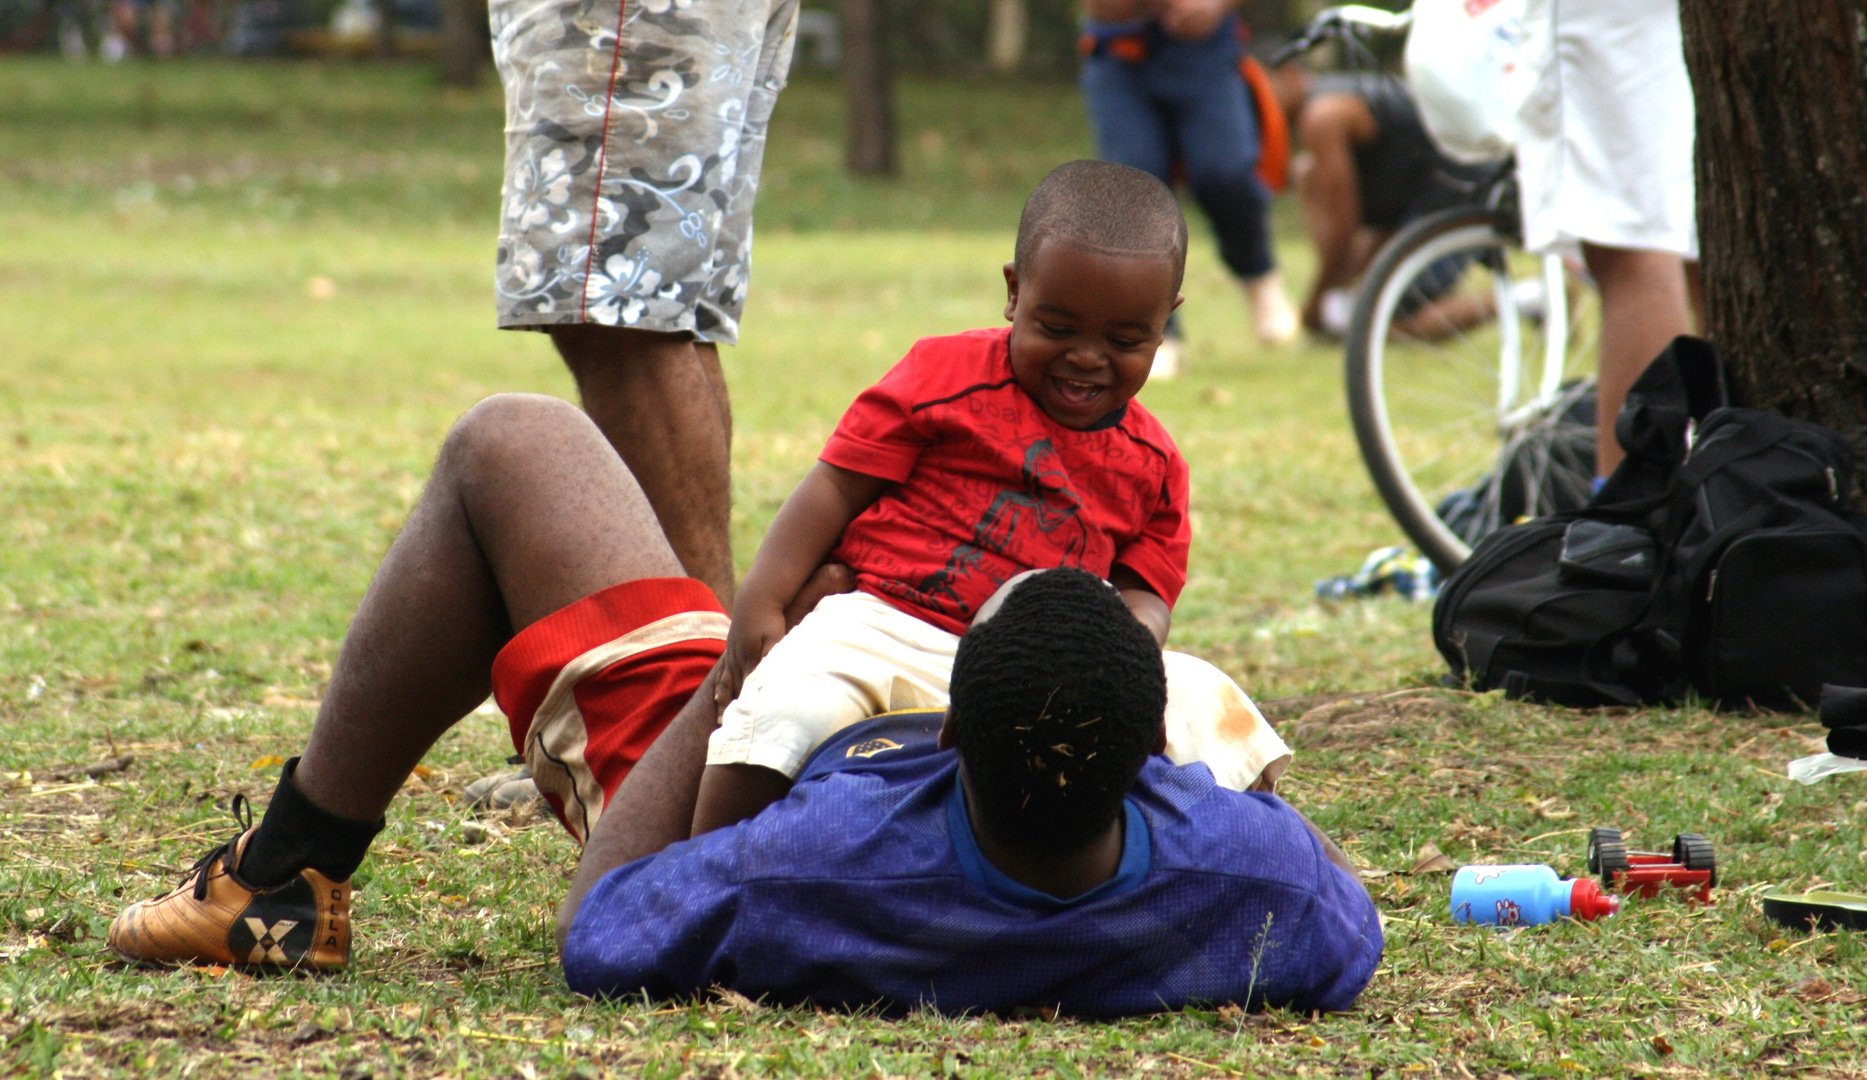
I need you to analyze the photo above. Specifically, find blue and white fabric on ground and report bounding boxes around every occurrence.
[1316,546,1440,602]
[563,711,1382,1016]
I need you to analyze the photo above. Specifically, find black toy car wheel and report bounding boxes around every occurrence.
[1672,832,1717,888]
[1587,826,1629,883]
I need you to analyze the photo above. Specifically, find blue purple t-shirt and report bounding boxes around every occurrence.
[563,712,1382,1016]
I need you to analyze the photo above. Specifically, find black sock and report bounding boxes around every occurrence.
[237,757,384,887]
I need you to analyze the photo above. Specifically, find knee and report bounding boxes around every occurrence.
[1186,162,1267,209]
[442,393,587,476]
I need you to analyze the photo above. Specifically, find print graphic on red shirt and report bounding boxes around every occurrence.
[820,327,1191,635]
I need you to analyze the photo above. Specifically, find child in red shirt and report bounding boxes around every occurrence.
[698,161,1284,831]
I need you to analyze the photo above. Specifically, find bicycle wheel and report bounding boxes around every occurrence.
[1345,207,1598,573]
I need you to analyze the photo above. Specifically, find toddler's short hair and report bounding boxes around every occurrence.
[1014,160,1189,293]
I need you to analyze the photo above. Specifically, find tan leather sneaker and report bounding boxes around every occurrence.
[109,800,351,970]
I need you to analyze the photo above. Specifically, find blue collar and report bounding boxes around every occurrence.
[944,778,1151,910]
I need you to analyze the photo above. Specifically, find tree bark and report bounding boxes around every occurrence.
[987,0,1027,75]
[1679,1,1867,480]
[374,0,397,59]
[841,0,896,176]
[438,0,488,87]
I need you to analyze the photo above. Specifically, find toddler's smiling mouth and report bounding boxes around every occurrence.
[1051,376,1106,406]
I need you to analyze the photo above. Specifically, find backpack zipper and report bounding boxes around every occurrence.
[1828,466,1839,505]
[1706,568,1718,603]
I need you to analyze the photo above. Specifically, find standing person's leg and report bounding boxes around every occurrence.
[550,327,735,608]
[1081,51,1189,375]
[1583,245,1691,476]
[109,395,706,969]
[1158,39,1299,345]
[492,0,802,610]
[1516,0,1696,477]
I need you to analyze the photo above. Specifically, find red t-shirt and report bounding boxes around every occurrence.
[820,327,1191,635]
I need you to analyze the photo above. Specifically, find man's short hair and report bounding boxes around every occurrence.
[949,568,1167,853]
[1014,160,1189,294]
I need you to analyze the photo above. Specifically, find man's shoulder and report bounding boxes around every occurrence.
[728,744,960,879]
[1130,760,1324,889]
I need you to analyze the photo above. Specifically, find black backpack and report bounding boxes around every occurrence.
[1433,337,1867,710]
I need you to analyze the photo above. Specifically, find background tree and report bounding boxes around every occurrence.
[987,0,1026,74]
[437,0,487,86]
[1678,1,1867,477]
[842,0,895,175]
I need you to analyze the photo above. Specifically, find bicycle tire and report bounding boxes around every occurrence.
[1344,206,1594,573]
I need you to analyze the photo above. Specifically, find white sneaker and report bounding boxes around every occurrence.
[1319,289,1355,338]
[1151,335,1183,380]
[1510,278,1549,323]
[1244,271,1300,345]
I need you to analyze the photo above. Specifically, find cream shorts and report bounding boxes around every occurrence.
[708,590,1293,791]
[1516,0,1697,260]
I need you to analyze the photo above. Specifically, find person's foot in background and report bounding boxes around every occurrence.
[1152,313,1185,380]
[1244,270,1301,345]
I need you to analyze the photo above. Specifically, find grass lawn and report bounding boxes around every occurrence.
[2,59,1863,1078]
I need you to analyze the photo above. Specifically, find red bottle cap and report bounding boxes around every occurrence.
[1569,877,1621,921]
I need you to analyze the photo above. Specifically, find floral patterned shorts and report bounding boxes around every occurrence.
[492,0,800,343]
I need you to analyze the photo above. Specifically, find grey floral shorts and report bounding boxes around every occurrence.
[491,0,799,343]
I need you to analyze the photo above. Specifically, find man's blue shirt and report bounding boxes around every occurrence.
[563,712,1382,1017]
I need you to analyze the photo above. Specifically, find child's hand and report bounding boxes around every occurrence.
[715,602,789,709]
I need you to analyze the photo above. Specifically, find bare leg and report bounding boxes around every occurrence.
[1294,93,1378,332]
[551,325,736,608]
[294,393,686,822]
[1582,244,1691,476]
[1394,290,1497,341]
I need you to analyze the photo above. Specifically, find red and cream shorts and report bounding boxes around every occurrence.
[490,578,727,843]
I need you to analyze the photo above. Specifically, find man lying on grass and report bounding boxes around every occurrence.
[107,394,1381,1015]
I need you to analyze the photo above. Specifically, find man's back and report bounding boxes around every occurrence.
[564,713,1382,1016]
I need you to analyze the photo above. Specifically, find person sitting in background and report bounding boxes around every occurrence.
[1079,0,1303,373]
[1269,61,1494,338]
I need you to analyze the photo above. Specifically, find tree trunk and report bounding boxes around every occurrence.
[1678,0,1867,480]
[438,0,487,87]
[374,0,396,58]
[841,0,896,177]
[987,0,1027,75]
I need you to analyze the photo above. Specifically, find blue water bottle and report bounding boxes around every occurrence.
[1451,864,1620,926]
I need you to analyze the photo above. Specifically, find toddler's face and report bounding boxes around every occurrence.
[1003,240,1181,430]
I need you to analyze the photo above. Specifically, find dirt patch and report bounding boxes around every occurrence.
[1277,688,1472,750]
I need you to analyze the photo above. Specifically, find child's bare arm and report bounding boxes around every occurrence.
[716,462,890,706]
[1110,565,1170,645]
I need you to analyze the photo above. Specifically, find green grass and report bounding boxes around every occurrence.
[3,58,1864,1079]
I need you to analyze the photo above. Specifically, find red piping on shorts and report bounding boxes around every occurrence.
[582,0,630,321]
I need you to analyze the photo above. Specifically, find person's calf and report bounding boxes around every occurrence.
[549,326,736,607]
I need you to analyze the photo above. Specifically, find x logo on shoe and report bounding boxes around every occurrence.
[243,917,299,964]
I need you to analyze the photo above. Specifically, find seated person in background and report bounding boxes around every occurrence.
[564,568,1383,1016]
[700,160,1289,834]
[1269,61,1494,338]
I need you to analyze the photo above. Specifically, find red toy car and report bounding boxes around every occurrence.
[1586,827,1717,904]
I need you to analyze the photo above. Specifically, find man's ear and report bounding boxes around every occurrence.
[1152,719,1168,756]
[1003,262,1020,322]
[937,708,958,751]
[1170,291,1186,315]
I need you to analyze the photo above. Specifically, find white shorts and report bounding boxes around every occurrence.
[708,590,1293,790]
[1516,0,1697,260]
